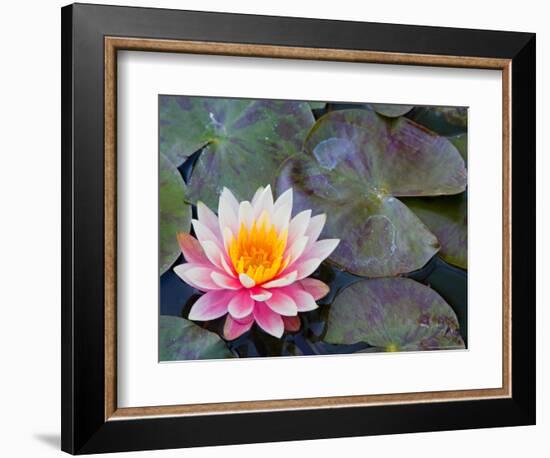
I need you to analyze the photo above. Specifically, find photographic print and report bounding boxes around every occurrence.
[158,95,468,361]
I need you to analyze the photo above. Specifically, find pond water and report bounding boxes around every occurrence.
[159,102,467,358]
[160,248,467,358]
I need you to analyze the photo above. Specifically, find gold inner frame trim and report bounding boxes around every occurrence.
[104,36,512,421]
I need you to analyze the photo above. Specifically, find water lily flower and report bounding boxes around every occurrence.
[174,185,339,339]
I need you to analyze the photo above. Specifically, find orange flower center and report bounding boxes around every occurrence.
[228,211,289,285]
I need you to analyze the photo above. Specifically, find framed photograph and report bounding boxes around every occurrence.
[61,3,536,454]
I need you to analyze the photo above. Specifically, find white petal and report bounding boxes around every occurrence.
[272,190,293,233]
[192,219,221,248]
[218,188,239,236]
[250,288,273,302]
[274,187,293,213]
[251,186,264,206]
[173,264,221,291]
[211,271,241,290]
[238,200,254,230]
[305,214,326,250]
[287,210,311,246]
[253,185,274,220]
[197,201,221,242]
[285,236,309,265]
[306,239,340,261]
[200,240,226,271]
[262,271,298,288]
[222,226,234,252]
[239,273,256,288]
[295,258,322,280]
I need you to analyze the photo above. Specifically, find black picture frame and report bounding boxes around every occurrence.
[61,3,536,454]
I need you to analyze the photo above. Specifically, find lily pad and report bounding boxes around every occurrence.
[371,103,413,118]
[160,95,314,208]
[407,106,467,136]
[159,315,234,361]
[402,133,468,269]
[160,154,191,275]
[277,109,466,277]
[324,278,465,351]
[449,133,468,164]
[308,101,327,110]
[403,192,467,269]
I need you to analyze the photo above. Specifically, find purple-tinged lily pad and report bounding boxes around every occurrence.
[160,96,314,208]
[371,103,413,118]
[277,109,466,277]
[323,278,465,351]
[159,315,234,361]
[403,192,467,269]
[402,133,468,269]
[160,154,191,275]
[407,106,468,136]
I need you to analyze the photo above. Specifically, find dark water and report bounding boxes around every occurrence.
[160,255,467,358]
[160,103,467,358]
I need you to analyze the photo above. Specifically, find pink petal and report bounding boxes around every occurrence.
[176,232,209,265]
[265,289,298,316]
[299,278,330,300]
[197,201,221,242]
[227,290,255,319]
[200,240,227,271]
[250,287,272,302]
[218,188,240,236]
[305,239,340,261]
[223,314,253,340]
[219,255,236,277]
[253,301,284,338]
[282,315,301,332]
[173,264,221,291]
[287,210,311,247]
[211,271,241,290]
[239,273,256,288]
[188,290,231,321]
[262,271,297,288]
[192,219,222,248]
[285,285,318,312]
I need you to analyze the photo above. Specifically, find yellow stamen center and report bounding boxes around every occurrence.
[229,211,289,285]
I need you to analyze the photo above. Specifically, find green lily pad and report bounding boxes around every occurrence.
[324,278,465,351]
[160,96,314,208]
[308,101,327,110]
[449,133,468,164]
[402,133,468,269]
[371,103,413,118]
[407,106,467,136]
[159,154,191,275]
[159,315,234,361]
[277,109,466,277]
[403,192,467,269]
